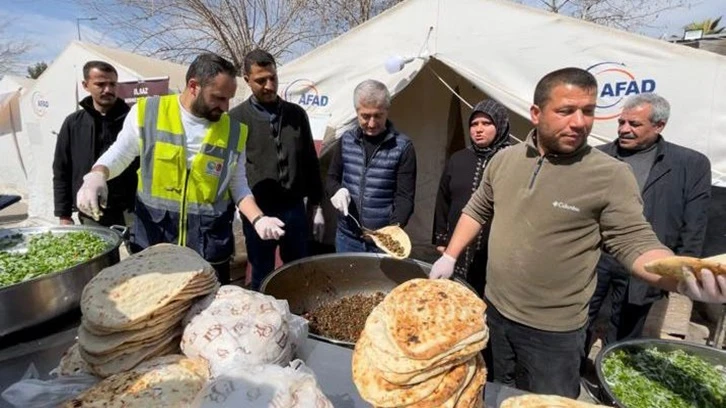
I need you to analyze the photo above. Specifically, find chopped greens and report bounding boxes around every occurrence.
[0,232,108,287]
[602,347,726,408]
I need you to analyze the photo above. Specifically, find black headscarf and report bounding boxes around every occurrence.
[468,99,511,159]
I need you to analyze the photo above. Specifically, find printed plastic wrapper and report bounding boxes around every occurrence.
[191,359,333,408]
[182,285,308,375]
[1,374,99,408]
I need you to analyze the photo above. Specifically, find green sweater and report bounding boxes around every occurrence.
[463,131,665,331]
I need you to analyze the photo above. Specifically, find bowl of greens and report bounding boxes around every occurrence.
[596,338,726,408]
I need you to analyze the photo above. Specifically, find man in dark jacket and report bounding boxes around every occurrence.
[326,79,416,253]
[586,93,711,348]
[432,99,510,296]
[53,61,137,226]
[228,49,324,291]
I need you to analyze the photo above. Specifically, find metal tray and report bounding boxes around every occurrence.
[595,338,726,407]
[260,253,474,347]
[0,226,124,336]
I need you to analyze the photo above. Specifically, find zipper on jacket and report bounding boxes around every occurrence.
[178,169,191,246]
[528,156,545,190]
[357,142,386,229]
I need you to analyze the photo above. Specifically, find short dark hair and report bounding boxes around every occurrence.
[533,67,597,108]
[83,61,117,80]
[186,53,238,86]
[243,49,276,75]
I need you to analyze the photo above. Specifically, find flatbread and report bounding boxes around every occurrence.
[382,279,487,359]
[56,343,93,376]
[440,355,479,408]
[80,325,182,360]
[352,338,448,407]
[644,256,726,280]
[451,354,486,408]
[81,243,216,330]
[85,334,181,378]
[79,314,183,355]
[500,395,607,407]
[364,225,412,259]
[63,355,209,408]
[81,302,191,335]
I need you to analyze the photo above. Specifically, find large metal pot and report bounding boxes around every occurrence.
[0,225,124,336]
[260,253,473,347]
[595,338,726,407]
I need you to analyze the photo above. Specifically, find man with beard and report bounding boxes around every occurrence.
[432,99,510,296]
[429,68,726,397]
[53,61,137,227]
[585,93,711,350]
[76,53,278,284]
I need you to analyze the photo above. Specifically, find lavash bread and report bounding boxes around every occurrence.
[77,244,218,377]
[500,394,608,407]
[644,255,726,279]
[352,279,488,408]
[181,285,294,373]
[63,354,209,407]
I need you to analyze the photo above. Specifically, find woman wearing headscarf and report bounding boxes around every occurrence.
[432,99,511,296]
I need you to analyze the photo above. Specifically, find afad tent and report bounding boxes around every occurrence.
[0,41,189,222]
[271,0,726,248]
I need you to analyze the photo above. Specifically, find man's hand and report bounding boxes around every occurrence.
[313,207,325,242]
[254,216,286,240]
[59,216,74,225]
[677,268,726,304]
[76,171,108,221]
[429,253,456,279]
[330,188,351,216]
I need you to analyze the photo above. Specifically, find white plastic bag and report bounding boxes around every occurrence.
[191,360,332,408]
[1,374,99,408]
[182,286,308,375]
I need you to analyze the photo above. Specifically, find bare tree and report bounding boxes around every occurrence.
[78,0,323,69]
[0,19,33,76]
[519,0,692,31]
[308,0,404,38]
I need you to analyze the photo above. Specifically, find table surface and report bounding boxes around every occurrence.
[0,321,528,408]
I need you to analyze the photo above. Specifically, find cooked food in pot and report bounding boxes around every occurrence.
[303,292,386,343]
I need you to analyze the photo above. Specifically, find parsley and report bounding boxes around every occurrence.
[0,232,108,287]
[603,347,726,408]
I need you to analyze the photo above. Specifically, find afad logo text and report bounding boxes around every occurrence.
[586,62,656,120]
[283,79,329,107]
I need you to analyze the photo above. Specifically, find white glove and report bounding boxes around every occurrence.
[429,253,456,280]
[330,188,351,216]
[76,171,108,221]
[677,268,726,304]
[254,216,285,240]
[313,207,325,242]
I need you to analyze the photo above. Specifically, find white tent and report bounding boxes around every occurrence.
[269,0,726,248]
[0,41,189,222]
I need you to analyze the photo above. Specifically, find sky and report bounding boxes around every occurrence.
[1,0,723,73]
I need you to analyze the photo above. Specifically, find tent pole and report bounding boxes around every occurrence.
[8,101,28,180]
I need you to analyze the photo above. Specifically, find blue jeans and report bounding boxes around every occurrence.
[243,201,308,291]
[335,229,381,253]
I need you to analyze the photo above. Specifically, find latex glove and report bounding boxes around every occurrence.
[330,188,351,216]
[429,253,456,279]
[677,268,726,304]
[76,171,108,221]
[254,216,286,240]
[313,207,325,242]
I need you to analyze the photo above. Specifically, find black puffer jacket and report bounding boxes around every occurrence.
[52,96,138,222]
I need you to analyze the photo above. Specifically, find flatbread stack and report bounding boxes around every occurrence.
[352,279,488,407]
[62,354,210,407]
[500,394,608,407]
[644,254,726,280]
[77,244,219,377]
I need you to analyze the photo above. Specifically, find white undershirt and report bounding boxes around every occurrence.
[95,96,252,203]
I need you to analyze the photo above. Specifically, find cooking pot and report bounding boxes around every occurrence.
[0,225,124,336]
[260,253,474,347]
[595,338,726,407]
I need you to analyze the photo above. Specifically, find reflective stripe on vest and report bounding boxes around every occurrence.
[136,95,247,245]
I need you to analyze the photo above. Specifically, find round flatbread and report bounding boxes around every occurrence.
[383,279,487,360]
[644,256,726,280]
[81,244,216,330]
[500,395,607,408]
[364,225,412,259]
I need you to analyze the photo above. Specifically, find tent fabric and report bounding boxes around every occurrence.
[271,0,726,246]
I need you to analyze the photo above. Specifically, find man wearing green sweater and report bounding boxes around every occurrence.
[429,67,726,398]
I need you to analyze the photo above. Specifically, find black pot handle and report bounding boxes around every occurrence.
[109,225,129,240]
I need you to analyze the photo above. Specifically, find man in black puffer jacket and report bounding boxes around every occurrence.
[53,61,138,226]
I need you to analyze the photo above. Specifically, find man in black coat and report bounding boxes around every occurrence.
[52,61,137,227]
[586,93,711,348]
